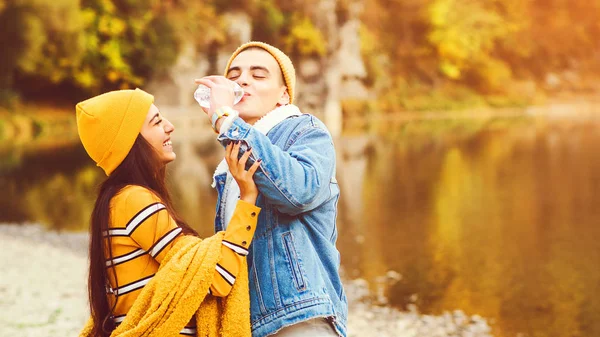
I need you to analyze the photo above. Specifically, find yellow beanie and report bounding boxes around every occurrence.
[224,41,296,104]
[76,88,154,176]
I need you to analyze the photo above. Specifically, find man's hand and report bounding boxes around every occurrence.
[194,76,236,120]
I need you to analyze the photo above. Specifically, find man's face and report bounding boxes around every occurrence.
[226,48,290,125]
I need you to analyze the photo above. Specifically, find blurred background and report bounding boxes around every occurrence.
[1,0,600,336]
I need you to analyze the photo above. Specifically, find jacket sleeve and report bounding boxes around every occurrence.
[217,116,336,216]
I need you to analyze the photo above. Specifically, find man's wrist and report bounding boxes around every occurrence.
[211,106,236,133]
[218,111,240,134]
[215,116,226,131]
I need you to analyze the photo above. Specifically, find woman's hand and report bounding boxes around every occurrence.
[226,141,261,204]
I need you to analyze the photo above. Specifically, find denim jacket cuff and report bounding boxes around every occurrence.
[217,117,251,143]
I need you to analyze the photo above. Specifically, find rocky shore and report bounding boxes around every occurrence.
[0,224,494,337]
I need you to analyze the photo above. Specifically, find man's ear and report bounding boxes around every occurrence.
[277,88,290,106]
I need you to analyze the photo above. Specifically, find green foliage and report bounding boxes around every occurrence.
[74,1,179,91]
[0,0,84,106]
[254,0,286,39]
[12,0,84,79]
[1,0,222,106]
[1,0,599,111]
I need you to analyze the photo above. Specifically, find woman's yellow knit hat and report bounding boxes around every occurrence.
[224,41,296,104]
[75,88,154,176]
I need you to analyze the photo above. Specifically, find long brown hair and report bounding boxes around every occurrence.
[88,135,197,336]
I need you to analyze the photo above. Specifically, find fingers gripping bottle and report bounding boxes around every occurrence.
[194,82,244,108]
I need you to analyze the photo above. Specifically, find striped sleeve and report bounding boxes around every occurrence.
[209,200,260,297]
[112,186,183,263]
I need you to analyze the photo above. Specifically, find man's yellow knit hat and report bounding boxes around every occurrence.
[224,41,296,104]
[76,88,154,176]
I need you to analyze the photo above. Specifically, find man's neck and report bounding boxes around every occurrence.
[244,105,282,125]
[245,117,260,125]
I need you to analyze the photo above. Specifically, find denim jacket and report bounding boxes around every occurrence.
[212,109,348,337]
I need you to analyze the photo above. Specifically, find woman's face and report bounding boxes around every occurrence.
[140,104,176,164]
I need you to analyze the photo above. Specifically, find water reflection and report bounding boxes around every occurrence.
[340,119,600,337]
[1,145,101,230]
[2,116,600,337]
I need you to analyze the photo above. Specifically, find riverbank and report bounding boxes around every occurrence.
[3,96,600,147]
[0,224,494,337]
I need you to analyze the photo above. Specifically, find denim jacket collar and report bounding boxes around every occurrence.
[252,103,302,135]
[211,104,302,187]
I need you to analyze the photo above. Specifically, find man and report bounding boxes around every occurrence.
[196,41,347,337]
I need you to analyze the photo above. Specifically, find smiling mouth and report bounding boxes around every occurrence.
[163,140,172,147]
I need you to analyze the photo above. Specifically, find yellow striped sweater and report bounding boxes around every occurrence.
[104,185,259,335]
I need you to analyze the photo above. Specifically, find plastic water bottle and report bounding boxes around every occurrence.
[194,82,244,108]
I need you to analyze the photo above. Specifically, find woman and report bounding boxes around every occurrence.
[76,88,260,336]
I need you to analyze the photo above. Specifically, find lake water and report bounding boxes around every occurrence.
[2,113,599,337]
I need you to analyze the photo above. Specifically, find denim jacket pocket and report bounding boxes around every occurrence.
[282,232,307,291]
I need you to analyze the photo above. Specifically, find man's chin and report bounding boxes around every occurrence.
[236,109,253,120]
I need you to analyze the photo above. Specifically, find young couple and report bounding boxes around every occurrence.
[76,42,347,337]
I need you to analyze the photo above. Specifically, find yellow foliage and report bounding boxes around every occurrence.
[3,0,600,111]
[16,13,45,73]
[74,68,95,88]
[99,39,126,69]
[472,56,513,93]
[99,0,116,14]
[427,0,511,81]
[440,61,460,80]
[284,15,327,56]
[359,23,381,56]
[81,8,96,26]
[98,15,126,36]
